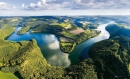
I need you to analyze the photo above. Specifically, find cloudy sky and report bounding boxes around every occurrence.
[0,0,130,16]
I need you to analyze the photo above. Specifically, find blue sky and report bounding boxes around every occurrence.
[0,0,130,16]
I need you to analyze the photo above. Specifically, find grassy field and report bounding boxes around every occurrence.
[0,17,22,39]
[129,64,130,73]
[51,22,72,29]
[69,28,85,34]
[0,71,18,79]
[0,27,15,40]
[0,18,22,27]
[61,31,77,39]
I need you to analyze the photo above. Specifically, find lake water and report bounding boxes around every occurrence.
[8,27,70,67]
[8,22,114,67]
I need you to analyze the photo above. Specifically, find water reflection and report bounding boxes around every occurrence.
[8,22,113,66]
[8,27,70,67]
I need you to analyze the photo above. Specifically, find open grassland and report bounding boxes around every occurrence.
[60,37,69,42]
[51,22,72,29]
[0,18,22,27]
[129,64,130,73]
[61,31,77,39]
[60,37,74,42]
[0,71,18,79]
[0,17,22,39]
[69,28,85,34]
[0,27,15,40]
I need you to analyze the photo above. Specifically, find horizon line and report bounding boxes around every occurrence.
[0,9,130,16]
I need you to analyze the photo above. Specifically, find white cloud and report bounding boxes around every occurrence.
[48,53,70,67]
[37,1,42,6]
[73,0,130,9]
[41,0,47,5]
[42,34,56,43]
[48,40,59,50]
[21,0,130,10]
[22,4,24,8]
[21,0,72,10]
[30,3,36,7]
[0,2,16,10]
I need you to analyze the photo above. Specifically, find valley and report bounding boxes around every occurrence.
[0,16,130,79]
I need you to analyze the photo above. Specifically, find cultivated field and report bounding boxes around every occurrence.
[69,28,85,34]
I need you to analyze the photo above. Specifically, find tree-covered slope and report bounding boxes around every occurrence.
[1,31,130,79]
[0,39,98,79]
[88,36,130,79]
[106,24,130,38]
[0,39,49,79]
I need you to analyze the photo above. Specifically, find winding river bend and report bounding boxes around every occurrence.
[69,22,114,65]
[8,22,114,67]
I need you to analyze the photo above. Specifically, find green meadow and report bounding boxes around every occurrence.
[0,71,18,79]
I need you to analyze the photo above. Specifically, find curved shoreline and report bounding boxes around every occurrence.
[7,22,113,66]
[69,22,113,65]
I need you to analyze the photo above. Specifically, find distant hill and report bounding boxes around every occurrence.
[106,24,130,38]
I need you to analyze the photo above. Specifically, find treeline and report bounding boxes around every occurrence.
[31,23,64,35]
[106,24,130,38]
[64,58,98,79]
[88,36,130,79]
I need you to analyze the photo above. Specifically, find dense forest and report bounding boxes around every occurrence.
[1,27,130,79]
